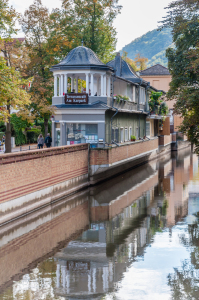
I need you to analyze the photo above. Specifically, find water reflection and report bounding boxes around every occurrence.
[0,149,198,300]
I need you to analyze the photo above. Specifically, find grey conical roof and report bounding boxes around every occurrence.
[107,53,148,85]
[51,46,113,71]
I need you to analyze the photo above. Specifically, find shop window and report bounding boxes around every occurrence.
[67,123,98,145]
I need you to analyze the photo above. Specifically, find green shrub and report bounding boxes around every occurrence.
[0,122,6,133]
[35,119,52,136]
[0,132,5,140]
[27,128,41,143]
[10,114,28,146]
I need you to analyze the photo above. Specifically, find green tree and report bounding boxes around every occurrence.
[122,51,138,71]
[0,0,19,38]
[50,0,122,63]
[0,57,31,152]
[135,53,148,71]
[20,0,54,138]
[160,0,199,153]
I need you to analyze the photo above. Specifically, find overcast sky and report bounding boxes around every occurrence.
[10,0,171,51]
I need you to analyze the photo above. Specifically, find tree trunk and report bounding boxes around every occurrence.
[5,104,11,153]
[5,118,11,153]
[44,118,49,138]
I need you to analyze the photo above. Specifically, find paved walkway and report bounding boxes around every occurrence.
[0,143,38,155]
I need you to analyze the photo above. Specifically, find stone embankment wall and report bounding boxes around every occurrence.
[0,144,89,224]
[159,134,172,146]
[0,138,159,224]
[89,138,159,183]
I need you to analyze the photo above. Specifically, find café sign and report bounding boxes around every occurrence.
[65,93,88,104]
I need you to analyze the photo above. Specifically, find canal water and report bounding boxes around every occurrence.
[0,149,199,300]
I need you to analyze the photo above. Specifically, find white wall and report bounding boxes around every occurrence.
[114,79,127,97]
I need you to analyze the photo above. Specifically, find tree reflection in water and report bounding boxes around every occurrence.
[168,214,199,300]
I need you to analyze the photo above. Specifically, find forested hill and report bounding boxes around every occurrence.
[120,28,173,67]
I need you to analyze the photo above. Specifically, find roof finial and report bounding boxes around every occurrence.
[81,39,84,46]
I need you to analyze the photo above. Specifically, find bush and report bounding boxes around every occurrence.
[10,114,28,146]
[0,121,6,133]
[35,119,52,137]
[27,128,41,143]
[0,132,5,141]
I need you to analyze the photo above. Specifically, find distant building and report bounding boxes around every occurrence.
[140,64,182,134]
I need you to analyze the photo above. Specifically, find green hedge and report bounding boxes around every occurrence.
[27,128,41,143]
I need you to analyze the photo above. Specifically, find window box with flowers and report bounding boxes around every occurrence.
[113,94,130,103]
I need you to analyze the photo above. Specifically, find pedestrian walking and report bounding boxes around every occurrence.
[44,133,52,148]
[2,135,5,153]
[37,134,44,149]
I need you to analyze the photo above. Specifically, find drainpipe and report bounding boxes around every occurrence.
[138,78,143,139]
[110,72,119,145]
[145,83,150,137]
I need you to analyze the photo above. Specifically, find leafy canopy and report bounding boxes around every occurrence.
[0,0,19,38]
[161,0,199,153]
[0,57,31,121]
[50,0,122,63]
[20,0,54,124]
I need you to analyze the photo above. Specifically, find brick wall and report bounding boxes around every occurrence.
[0,138,159,209]
[159,134,172,146]
[172,133,177,142]
[0,144,89,204]
[161,117,170,136]
[90,138,158,166]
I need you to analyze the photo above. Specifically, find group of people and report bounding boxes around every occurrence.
[37,133,52,149]
[0,135,5,152]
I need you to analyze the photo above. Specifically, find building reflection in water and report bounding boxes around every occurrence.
[54,149,197,299]
[0,148,198,299]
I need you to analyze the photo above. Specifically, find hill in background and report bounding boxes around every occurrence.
[120,28,173,67]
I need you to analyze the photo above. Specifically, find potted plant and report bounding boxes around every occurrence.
[159,119,163,130]
[131,135,136,142]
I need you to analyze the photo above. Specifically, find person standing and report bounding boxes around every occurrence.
[44,133,52,148]
[37,134,44,149]
[2,135,5,153]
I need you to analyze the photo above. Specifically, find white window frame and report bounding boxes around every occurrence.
[146,121,150,138]
[140,87,146,104]
[120,127,124,143]
[125,128,128,142]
